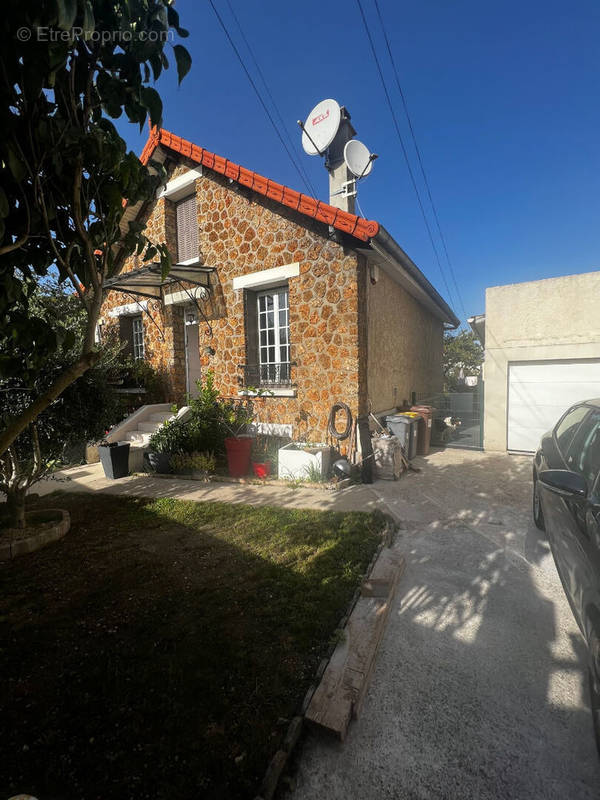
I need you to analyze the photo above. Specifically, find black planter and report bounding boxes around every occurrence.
[99,442,130,479]
[144,451,172,474]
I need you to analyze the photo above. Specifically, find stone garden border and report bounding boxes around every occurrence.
[253,514,397,800]
[0,509,71,561]
[142,472,354,492]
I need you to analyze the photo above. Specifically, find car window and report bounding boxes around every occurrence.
[565,409,600,486]
[555,405,590,457]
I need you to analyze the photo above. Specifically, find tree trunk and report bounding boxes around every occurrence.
[5,486,27,529]
[0,348,100,458]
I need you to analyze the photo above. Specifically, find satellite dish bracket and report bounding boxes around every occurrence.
[297,120,324,157]
[330,179,357,199]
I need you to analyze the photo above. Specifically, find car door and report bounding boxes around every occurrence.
[564,409,600,648]
[543,408,600,641]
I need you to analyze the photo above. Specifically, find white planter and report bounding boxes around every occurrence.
[278,444,332,481]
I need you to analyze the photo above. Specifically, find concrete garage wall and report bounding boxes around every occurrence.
[366,266,444,414]
[483,270,600,451]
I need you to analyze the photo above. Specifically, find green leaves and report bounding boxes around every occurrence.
[0,187,9,218]
[4,142,27,182]
[56,0,78,30]
[173,45,192,84]
[82,0,95,39]
[140,86,163,128]
[167,4,190,38]
[0,0,191,431]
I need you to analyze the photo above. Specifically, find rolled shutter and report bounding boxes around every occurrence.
[119,315,134,358]
[243,289,259,373]
[176,194,198,262]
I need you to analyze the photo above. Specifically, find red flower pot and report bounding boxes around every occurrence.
[225,436,252,477]
[252,461,271,479]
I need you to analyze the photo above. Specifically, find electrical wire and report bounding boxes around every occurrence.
[207,0,317,198]
[355,0,458,316]
[373,0,468,325]
[223,0,319,199]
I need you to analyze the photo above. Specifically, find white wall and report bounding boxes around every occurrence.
[483,270,600,451]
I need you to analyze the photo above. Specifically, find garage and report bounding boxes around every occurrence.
[507,360,600,452]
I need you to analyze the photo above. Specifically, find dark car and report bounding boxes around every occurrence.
[533,399,600,754]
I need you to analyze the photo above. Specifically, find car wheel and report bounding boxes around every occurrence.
[533,473,545,531]
[590,667,600,758]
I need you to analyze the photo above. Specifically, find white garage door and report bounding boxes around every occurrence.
[507,360,600,452]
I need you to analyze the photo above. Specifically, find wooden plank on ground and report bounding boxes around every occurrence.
[305,546,406,740]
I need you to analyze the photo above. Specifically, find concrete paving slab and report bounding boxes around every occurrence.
[294,449,600,799]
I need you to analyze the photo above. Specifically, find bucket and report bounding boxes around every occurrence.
[252,461,271,479]
[225,437,252,477]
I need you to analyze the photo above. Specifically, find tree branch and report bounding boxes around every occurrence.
[0,350,100,457]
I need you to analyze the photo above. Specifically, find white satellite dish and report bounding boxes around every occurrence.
[344,139,374,178]
[301,99,341,155]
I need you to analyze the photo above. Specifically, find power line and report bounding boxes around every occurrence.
[223,0,319,199]
[207,0,316,198]
[372,0,468,324]
[355,0,458,315]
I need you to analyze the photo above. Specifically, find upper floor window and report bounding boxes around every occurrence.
[176,194,198,263]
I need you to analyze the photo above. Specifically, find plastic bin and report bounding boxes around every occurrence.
[385,415,418,460]
[410,405,435,455]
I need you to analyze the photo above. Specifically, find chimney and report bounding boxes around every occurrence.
[326,107,356,214]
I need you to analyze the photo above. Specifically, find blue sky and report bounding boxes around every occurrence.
[118,0,600,325]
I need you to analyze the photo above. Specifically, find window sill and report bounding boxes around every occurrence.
[238,388,297,398]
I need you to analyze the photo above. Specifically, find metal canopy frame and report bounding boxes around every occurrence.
[103,262,215,339]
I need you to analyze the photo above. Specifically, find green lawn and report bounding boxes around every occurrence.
[0,492,385,799]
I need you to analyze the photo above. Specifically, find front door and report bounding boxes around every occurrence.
[184,306,201,398]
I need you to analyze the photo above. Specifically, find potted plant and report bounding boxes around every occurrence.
[98,439,131,479]
[222,399,255,478]
[145,418,187,474]
[251,435,272,479]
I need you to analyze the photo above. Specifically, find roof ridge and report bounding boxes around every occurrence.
[140,126,379,243]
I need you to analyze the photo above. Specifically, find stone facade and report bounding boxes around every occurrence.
[101,159,444,441]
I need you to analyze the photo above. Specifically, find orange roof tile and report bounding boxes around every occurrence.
[140,127,380,242]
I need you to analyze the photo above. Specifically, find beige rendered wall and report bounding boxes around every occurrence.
[366,265,444,414]
[483,270,600,451]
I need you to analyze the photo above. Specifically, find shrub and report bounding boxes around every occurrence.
[185,371,256,454]
[148,419,190,455]
[169,451,216,475]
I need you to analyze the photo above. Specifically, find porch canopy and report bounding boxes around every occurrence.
[103,262,214,301]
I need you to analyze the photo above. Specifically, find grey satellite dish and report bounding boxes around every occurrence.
[301,99,341,155]
[344,139,375,178]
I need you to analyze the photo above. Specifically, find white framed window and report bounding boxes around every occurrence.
[257,287,290,384]
[132,315,145,360]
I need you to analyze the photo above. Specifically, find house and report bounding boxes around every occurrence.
[100,126,458,445]
[468,271,600,453]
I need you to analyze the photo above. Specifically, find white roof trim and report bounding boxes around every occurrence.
[232,262,300,292]
[165,287,209,306]
[108,300,148,317]
[157,167,203,202]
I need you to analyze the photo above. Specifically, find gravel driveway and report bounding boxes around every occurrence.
[294,449,600,799]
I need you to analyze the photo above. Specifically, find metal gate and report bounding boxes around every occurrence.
[416,387,484,450]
